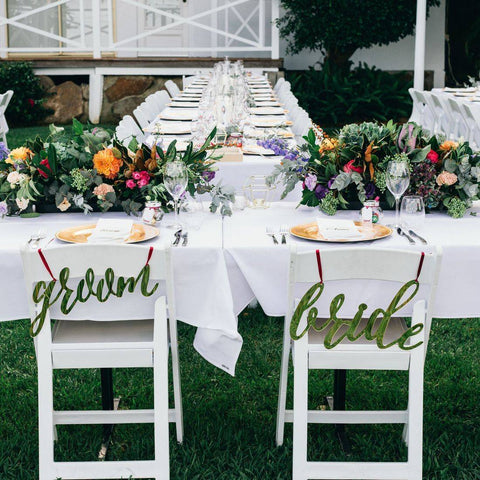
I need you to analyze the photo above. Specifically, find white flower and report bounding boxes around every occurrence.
[16,198,29,211]
[7,171,20,185]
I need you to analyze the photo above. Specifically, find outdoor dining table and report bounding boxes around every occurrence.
[1,202,480,375]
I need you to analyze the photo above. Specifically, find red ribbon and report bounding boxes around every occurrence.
[145,246,154,266]
[416,252,425,282]
[37,248,56,282]
[316,249,323,284]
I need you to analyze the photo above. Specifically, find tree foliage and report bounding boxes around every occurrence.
[278,0,441,68]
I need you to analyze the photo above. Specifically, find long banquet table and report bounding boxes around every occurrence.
[1,203,480,375]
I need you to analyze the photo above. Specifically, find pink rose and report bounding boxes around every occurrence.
[343,159,363,174]
[426,150,439,163]
[137,178,149,188]
[126,179,136,189]
[132,171,141,180]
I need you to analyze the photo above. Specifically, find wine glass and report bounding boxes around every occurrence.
[400,195,425,232]
[164,160,188,229]
[386,159,410,229]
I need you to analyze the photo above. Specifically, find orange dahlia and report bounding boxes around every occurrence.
[439,140,459,152]
[93,149,123,179]
[6,147,33,165]
[319,137,338,154]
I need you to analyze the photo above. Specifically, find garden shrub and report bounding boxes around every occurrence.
[0,61,49,127]
[287,62,413,127]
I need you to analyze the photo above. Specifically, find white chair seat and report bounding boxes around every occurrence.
[53,319,153,344]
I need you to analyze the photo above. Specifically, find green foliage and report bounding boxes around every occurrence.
[0,62,49,126]
[288,63,413,126]
[278,0,440,66]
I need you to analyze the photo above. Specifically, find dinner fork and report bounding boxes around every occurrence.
[265,226,279,245]
[279,224,288,244]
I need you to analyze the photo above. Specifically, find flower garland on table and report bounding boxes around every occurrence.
[267,121,480,218]
[0,120,233,217]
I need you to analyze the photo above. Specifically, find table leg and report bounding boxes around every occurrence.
[98,368,120,460]
[325,370,351,453]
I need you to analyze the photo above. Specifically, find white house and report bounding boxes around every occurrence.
[0,0,445,122]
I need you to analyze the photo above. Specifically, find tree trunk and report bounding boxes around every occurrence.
[325,46,357,71]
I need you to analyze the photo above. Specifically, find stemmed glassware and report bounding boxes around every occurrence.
[164,160,188,230]
[386,159,410,229]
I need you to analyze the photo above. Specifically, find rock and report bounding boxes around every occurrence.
[43,81,84,124]
[105,77,153,103]
[110,95,145,123]
[38,75,55,92]
[81,83,89,101]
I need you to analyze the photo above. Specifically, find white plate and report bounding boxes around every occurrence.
[144,123,192,135]
[242,145,276,156]
[249,88,272,94]
[252,118,291,128]
[168,102,199,108]
[159,111,197,121]
[255,101,282,107]
[250,107,286,116]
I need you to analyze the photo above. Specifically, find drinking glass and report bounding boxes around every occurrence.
[164,161,188,229]
[386,160,410,228]
[400,195,425,232]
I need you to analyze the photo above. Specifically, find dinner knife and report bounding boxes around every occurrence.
[408,229,428,244]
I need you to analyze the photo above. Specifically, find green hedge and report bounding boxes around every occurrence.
[0,62,49,127]
[287,62,413,127]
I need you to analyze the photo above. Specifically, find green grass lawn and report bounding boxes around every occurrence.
[1,126,479,478]
[0,310,479,479]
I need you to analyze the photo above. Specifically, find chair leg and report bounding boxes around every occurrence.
[154,304,171,480]
[292,337,308,480]
[407,348,424,480]
[37,333,56,479]
[276,318,292,446]
[169,318,184,443]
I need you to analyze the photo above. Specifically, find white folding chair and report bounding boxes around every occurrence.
[165,80,181,98]
[274,77,286,94]
[21,244,184,480]
[115,114,146,147]
[447,97,469,141]
[154,90,172,111]
[428,92,455,138]
[408,88,435,132]
[278,246,442,480]
[182,75,197,89]
[0,90,13,147]
[459,102,480,149]
[133,103,153,129]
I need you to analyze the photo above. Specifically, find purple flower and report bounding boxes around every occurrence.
[202,170,216,182]
[327,175,337,189]
[365,182,376,199]
[304,173,317,191]
[314,184,328,200]
[0,201,7,218]
[0,142,9,162]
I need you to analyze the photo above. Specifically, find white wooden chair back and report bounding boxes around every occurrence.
[116,114,145,147]
[429,92,455,138]
[183,75,196,89]
[447,97,469,140]
[274,77,286,93]
[154,89,171,111]
[133,104,151,129]
[408,88,435,131]
[0,90,13,145]
[288,246,442,342]
[165,79,181,97]
[459,102,480,149]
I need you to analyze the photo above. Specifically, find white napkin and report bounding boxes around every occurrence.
[316,218,363,240]
[87,219,133,244]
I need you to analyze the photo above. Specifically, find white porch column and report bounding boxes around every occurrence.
[413,0,427,90]
[271,0,279,59]
[89,72,104,124]
[0,0,8,58]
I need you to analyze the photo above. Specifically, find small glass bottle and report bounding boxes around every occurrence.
[142,201,163,226]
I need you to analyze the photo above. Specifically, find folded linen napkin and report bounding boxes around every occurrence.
[316,218,363,241]
[86,219,133,243]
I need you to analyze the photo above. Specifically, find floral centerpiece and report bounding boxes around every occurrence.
[0,120,227,216]
[267,121,480,218]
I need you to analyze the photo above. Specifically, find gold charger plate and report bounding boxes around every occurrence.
[56,223,159,244]
[290,221,392,243]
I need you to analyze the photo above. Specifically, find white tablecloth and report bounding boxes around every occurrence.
[2,203,480,374]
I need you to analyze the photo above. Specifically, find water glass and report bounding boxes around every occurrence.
[400,195,425,232]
